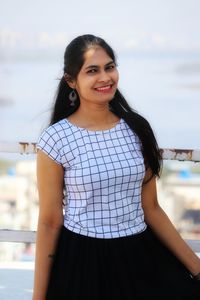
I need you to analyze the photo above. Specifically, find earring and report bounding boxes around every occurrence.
[69,89,77,106]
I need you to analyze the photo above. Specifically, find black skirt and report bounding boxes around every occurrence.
[46,225,200,300]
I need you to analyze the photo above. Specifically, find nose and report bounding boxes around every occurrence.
[98,70,111,83]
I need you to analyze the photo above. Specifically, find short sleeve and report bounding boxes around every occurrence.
[36,127,62,165]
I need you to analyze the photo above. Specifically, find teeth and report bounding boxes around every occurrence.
[96,85,111,91]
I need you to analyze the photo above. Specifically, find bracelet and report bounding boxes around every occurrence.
[192,272,200,281]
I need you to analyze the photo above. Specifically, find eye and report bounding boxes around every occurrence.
[106,64,116,70]
[87,68,97,74]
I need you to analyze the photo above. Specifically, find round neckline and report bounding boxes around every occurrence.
[65,117,122,134]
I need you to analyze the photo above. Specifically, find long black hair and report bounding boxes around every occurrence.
[49,34,162,182]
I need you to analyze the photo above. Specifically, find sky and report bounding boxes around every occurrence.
[0,0,200,55]
[0,0,200,159]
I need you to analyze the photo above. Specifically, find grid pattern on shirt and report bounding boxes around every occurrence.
[37,118,147,238]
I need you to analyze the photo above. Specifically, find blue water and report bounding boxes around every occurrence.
[1,52,200,160]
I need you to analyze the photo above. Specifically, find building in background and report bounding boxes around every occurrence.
[158,161,200,240]
[0,160,38,261]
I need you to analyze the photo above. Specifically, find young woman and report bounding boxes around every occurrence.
[33,34,200,300]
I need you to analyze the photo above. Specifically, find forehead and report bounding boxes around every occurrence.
[82,47,112,67]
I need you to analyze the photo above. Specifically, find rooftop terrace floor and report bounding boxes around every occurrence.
[0,262,34,300]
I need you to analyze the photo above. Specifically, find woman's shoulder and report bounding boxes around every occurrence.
[40,118,69,136]
[37,118,72,146]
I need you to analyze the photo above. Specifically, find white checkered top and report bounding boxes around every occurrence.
[36,117,147,238]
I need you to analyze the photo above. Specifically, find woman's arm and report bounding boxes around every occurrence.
[141,169,200,277]
[32,150,64,300]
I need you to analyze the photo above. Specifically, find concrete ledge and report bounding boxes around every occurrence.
[0,229,36,243]
[0,229,200,253]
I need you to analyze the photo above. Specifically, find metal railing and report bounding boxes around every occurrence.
[0,141,200,162]
[0,141,200,252]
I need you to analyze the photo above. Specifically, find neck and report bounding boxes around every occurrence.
[74,103,116,124]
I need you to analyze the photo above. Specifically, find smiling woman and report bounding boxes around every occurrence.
[65,46,119,111]
[33,34,200,300]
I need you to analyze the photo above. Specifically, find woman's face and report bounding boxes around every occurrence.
[73,46,119,105]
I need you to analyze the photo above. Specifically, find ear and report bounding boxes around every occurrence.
[64,73,76,89]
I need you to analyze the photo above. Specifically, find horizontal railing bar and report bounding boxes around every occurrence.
[0,141,200,162]
[0,141,37,154]
[0,229,36,243]
[0,229,200,252]
[160,148,200,163]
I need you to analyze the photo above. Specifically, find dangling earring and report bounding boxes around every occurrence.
[69,89,77,106]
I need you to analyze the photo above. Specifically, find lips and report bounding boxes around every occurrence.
[94,85,113,92]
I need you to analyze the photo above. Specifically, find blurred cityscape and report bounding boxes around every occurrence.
[0,159,37,262]
[0,158,200,262]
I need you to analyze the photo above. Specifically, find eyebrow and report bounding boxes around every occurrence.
[84,61,115,70]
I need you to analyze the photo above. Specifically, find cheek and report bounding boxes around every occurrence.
[78,77,96,90]
[113,70,119,83]
[75,78,85,93]
[75,80,92,97]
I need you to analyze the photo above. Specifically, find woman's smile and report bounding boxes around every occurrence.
[94,84,113,93]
